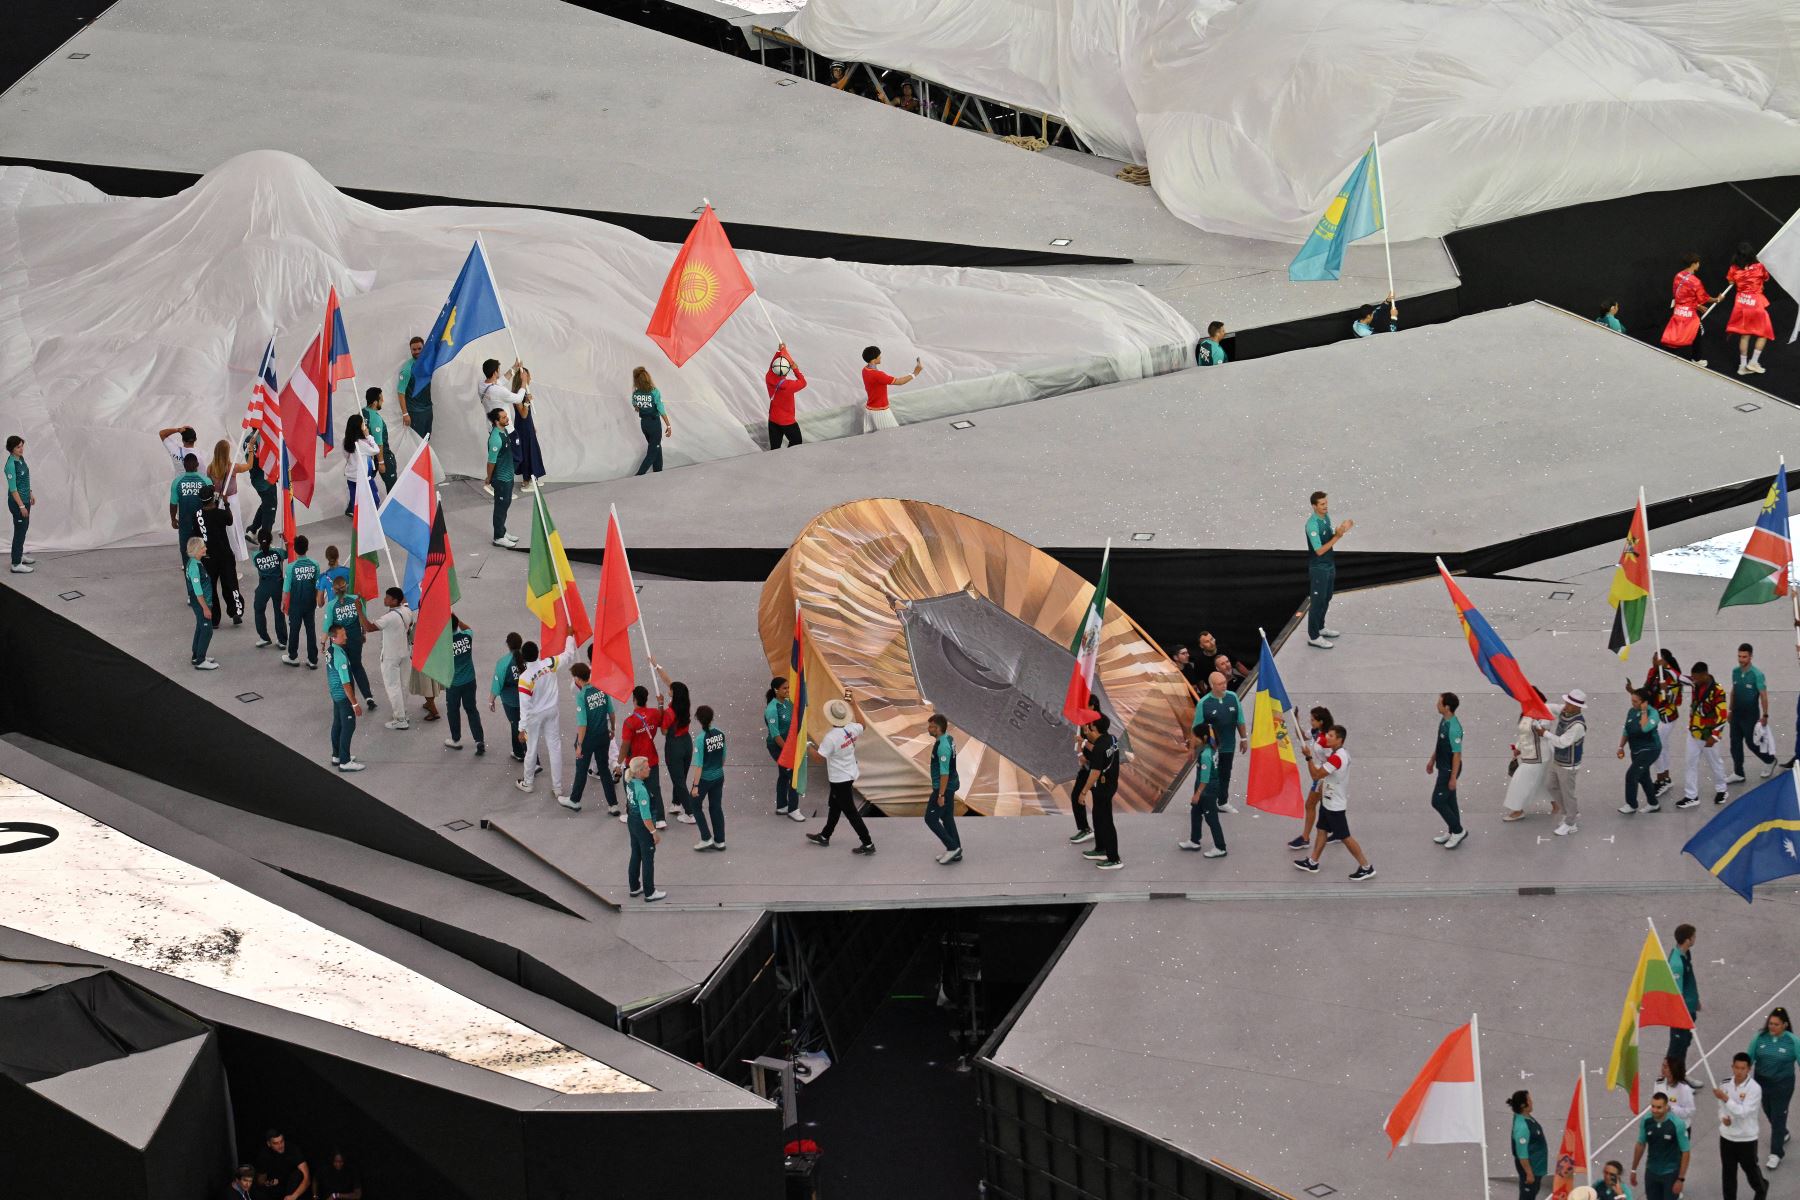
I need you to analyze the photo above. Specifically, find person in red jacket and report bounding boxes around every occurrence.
[1726,242,1776,376]
[1660,253,1712,367]
[765,344,807,449]
[616,679,672,827]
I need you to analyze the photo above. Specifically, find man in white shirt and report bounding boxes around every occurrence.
[157,425,198,474]
[515,641,566,803]
[805,692,875,853]
[1293,724,1376,880]
[1715,1052,1770,1200]
[372,588,414,730]
[1536,690,1588,836]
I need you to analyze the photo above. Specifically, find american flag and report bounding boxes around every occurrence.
[241,335,281,474]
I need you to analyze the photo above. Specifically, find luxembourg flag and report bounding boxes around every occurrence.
[379,437,436,607]
[1384,1018,1487,1157]
[1061,540,1111,726]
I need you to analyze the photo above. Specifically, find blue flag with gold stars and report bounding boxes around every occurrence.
[1682,771,1800,901]
[411,240,507,397]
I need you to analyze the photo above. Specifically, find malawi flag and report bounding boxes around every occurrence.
[525,491,591,656]
[412,500,461,687]
[1605,930,1694,1112]
[590,505,640,706]
[349,467,385,602]
[1607,495,1652,660]
[1245,634,1304,817]
[778,606,810,799]
[1720,462,1791,609]
[1061,543,1111,726]
[645,204,756,367]
[1437,560,1554,721]
[1383,1021,1484,1154]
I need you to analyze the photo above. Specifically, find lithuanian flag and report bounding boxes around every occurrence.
[1605,930,1695,1112]
[1245,634,1304,817]
[525,490,592,655]
[1720,462,1792,609]
[1606,495,1651,660]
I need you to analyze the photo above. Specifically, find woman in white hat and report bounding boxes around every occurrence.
[805,690,876,854]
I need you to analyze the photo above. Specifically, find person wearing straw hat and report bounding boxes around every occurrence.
[805,691,875,853]
[1535,690,1588,836]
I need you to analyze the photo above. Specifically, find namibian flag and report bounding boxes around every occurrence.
[525,491,591,656]
[777,606,809,798]
[1245,634,1304,818]
[1606,494,1651,660]
[1720,462,1791,609]
[1436,560,1553,721]
[1606,930,1695,1112]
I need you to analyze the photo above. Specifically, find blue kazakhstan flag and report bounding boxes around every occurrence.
[1682,771,1800,901]
[411,240,508,397]
[1288,144,1385,282]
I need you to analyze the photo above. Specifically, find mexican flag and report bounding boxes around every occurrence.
[1720,462,1791,609]
[1605,930,1694,1112]
[1606,494,1651,660]
[1061,542,1111,726]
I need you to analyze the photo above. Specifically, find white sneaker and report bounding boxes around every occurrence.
[1177,839,1202,851]
[8,563,32,573]
[194,659,219,671]
[444,739,463,749]
[937,849,963,864]
[1767,1153,1780,1170]
[481,484,495,497]
[618,811,629,823]
[503,533,519,547]
[1444,830,1468,849]
[676,813,697,824]
[1695,358,1708,368]
[1432,832,1450,845]
[385,719,410,730]
[516,780,534,794]
[556,795,579,811]
[787,809,808,822]
[1618,805,1638,815]
[1739,364,1753,375]
[1215,802,1238,814]
[1201,847,1228,858]
[1307,636,1333,649]
[1726,772,1746,783]
[520,480,536,493]
[281,654,299,665]
[654,820,668,830]
[19,555,35,565]
[338,761,366,772]
[1762,762,1776,778]
[1749,361,1766,374]
[492,536,511,547]
[1553,821,1573,836]
[644,889,666,902]
[694,839,713,850]
[1318,629,1341,638]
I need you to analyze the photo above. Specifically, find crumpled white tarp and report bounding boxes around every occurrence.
[789,0,1800,240]
[0,151,1195,552]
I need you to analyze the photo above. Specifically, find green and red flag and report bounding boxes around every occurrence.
[1605,930,1694,1112]
[1720,462,1791,609]
[1606,494,1651,660]
[1061,542,1111,726]
[411,500,461,687]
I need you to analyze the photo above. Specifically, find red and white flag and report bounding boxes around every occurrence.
[1383,1021,1485,1154]
[241,335,282,475]
[589,505,642,706]
[277,331,327,507]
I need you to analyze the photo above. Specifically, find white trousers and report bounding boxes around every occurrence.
[523,711,564,795]
[1653,718,1679,774]
[1684,737,1727,800]
[863,407,899,432]
[1503,760,1546,813]
[380,657,409,719]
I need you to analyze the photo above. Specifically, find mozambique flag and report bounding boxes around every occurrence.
[777,606,809,798]
[1605,930,1694,1112]
[1288,143,1384,282]
[1720,463,1791,609]
[412,501,461,687]
[645,205,755,367]
[1246,634,1304,817]
[1061,543,1111,726]
[1606,495,1651,660]
[525,491,592,656]
[1437,560,1554,721]
[1681,771,1800,902]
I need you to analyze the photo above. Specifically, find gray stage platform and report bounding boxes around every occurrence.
[0,0,1455,328]
[993,891,1800,1200]
[545,303,1791,555]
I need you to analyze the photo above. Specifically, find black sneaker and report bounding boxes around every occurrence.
[1348,865,1377,882]
[1714,791,1729,805]
[1653,777,1673,796]
[851,842,876,855]
[1286,835,1309,850]
[1676,796,1700,809]
[1292,858,1320,873]
[474,743,486,757]
[1080,849,1107,860]
[806,833,830,847]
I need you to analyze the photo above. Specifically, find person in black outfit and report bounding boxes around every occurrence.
[194,485,243,627]
[313,1149,363,1200]
[224,1163,254,1200]
[1076,714,1123,869]
[253,1129,308,1200]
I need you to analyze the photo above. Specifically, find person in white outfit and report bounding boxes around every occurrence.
[1653,1056,1697,1126]
[1715,1052,1770,1200]
[1503,699,1548,820]
[515,640,567,803]
[1536,690,1587,836]
[373,588,414,729]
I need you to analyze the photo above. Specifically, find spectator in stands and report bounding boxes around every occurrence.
[491,631,527,761]
[1195,631,1249,683]
[253,1129,309,1200]
[225,1162,254,1200]
[925,713,962,863]
[313,1150,363,1200]
[195,485,243,627]
[1171,645,1201,691]
[185,536,218,670]
[893,81,922,114]
[442,614,485,756]
[861,346,923,432]
[631,365,672,475]
[280,534,322,668]
[1076,714,1123,869]
[1729,242,1775,376]
[396,336,432,440]
[326,624,363,771]
[1597,301,1625,333]
[806,692,877,854]
[374,587,414,729]
[1352,293,1398,338]
[691,703,727,849]
[828,63,854,93]
[485,405,517,547]
[626,756,665,901]
[1196,321,1228,366]
[765,344,807,449]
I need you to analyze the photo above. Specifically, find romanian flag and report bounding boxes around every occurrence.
[1719,462,1791,609]
[1606,495,1651,660]
[412,499,461,687]
[1681,770,1800,902]
[777,606,810,798]
[1245,634,1304,817]
[1437,560,1553,721]
[1549,1066,1591,1200]
[1061,543,1111,726]
[645,205,756,367]
[589,506,640,706]
[349,467,385,603]
[525,491,591,656]
[1288,143,1385,282]
[1383,1021,1484,1154]
[1605,931,1695,1112]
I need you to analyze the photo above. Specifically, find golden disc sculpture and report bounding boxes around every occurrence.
[759,499,1195,817]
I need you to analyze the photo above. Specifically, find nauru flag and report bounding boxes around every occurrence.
[1384,1021,1484,1154]
[1246,633,1304,817]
